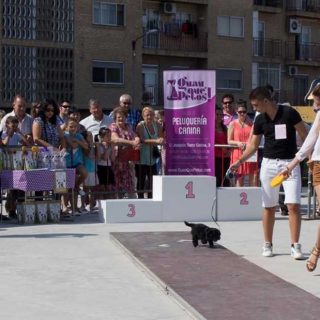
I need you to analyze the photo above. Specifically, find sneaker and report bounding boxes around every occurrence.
[291,243,304,260]
[262,242,273,257]
[89,206,99,213]
[78,207,89,214]
[78,189,86,197]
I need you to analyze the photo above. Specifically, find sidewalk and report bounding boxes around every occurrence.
[0,213,319,320]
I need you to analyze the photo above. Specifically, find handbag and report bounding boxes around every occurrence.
[144,123,160,159]
[152,145,160,158]
[118,147,140,162]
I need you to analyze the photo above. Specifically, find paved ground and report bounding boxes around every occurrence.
[0,213,319,320]
[112,231,320,320]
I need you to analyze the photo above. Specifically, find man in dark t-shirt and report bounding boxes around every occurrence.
[229,86,308,260]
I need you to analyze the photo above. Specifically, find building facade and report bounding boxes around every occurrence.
[1,0,320,111]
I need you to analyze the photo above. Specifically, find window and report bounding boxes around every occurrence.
[258,63,280,90]
[92,61,124,84]
[142,65,159,105]
[93,1,124,26]
[217,16,244,37]
[2,45,73,103]
[2,1,74,42]
[217,69,242,90]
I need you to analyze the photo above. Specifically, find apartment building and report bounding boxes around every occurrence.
[1,0,320,111]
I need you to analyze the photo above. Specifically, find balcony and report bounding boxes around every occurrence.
[286,41,320,63]
[253,0,283,7]
[253,0,283,12]
[143,31,207,53]
[286,0,320,12]
[253,38,283,58]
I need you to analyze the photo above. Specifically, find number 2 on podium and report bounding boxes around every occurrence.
[185,181,195,199]
[240,192,248,205]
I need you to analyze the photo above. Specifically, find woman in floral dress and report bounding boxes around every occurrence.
[110,106,140,198]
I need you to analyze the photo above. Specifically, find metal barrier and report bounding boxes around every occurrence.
[0,144,319,220]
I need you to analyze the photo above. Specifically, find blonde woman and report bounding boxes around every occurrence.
[136,106,164,198]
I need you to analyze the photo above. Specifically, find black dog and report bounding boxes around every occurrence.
[184,221,221,248]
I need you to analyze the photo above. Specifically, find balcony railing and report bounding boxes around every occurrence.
[253,38,283,58]
[286,41,320,62]
[143,31,207,53]
[253,0,283,7]
[286,0,320,12]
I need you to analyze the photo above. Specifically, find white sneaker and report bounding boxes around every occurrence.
[291,243,304,260]
[262,242,273,257]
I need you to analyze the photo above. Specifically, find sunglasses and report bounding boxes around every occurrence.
[238,111,247,114]
[45,108,55,112]
[223,101,233,105]
[62,105,70,108]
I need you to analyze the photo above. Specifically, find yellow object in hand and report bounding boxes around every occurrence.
[270,174,286,188]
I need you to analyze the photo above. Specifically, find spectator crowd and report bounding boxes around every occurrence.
[0,93,164,218]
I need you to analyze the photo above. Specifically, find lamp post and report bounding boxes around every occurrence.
[131,29,158,57]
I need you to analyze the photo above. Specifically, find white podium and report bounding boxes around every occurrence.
[216,187,262,221]
[99,175,216,223]
[98,176,262,223]
[98,199,162,223]
[153,175,216,222]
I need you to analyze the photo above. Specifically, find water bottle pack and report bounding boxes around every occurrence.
[0,147,67,170]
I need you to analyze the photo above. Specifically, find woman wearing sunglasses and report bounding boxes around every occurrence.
[227,100,258,186]
[32,98,66,150]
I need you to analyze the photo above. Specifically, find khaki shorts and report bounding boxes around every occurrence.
[312,161,320,187]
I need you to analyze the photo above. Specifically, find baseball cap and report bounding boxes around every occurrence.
[304,78,320,103]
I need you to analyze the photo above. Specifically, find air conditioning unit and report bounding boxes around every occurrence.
[288,65,298,76]
[289,19,301,34]
[163,2,177,14]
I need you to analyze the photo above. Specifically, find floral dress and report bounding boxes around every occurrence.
[34,117,60,148]
[110,122,136,193]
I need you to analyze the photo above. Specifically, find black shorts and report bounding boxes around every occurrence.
[97,165,115,185]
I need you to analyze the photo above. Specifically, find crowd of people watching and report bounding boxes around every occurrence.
[215,93,260,187]
[0,87,311,216]
[0,94,165,218]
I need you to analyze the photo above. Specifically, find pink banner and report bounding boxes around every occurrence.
[163,70,216,176]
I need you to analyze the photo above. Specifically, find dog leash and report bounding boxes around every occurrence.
[210,196,221,230]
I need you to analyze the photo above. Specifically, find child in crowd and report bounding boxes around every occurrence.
[96,127,115,199]
[62,118,88,214]
[82,130,99,211]
[1,116,28,146]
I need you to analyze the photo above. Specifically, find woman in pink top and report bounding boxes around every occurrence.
[228,102,258,186]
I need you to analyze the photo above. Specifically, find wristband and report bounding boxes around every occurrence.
[286,166,291,175]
